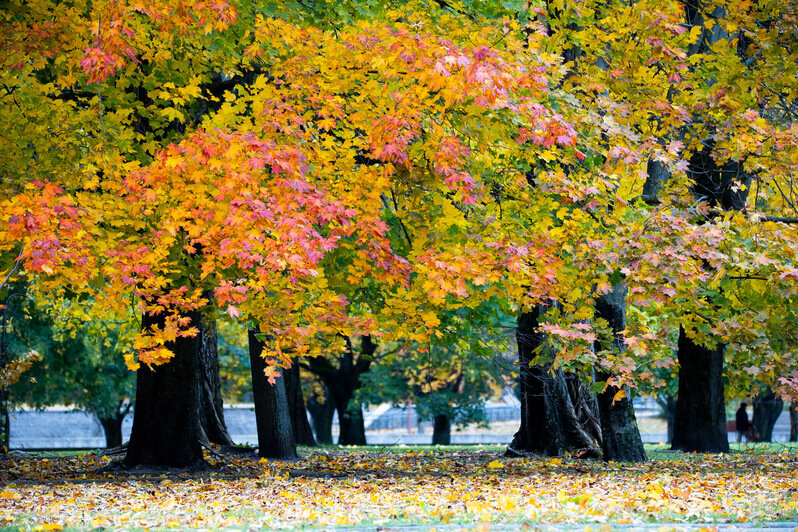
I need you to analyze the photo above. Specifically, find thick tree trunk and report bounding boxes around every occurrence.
[552,368,602,454]
[248,330,297,459]
[197,316,233,446]
[123,310,204,468]
[507,307,600,457]
[594,285,646,462]
[307,389,334,444]
[432,414,451,445]
[642,159,670,204]
[790,403,798,442]
[595,376,646,462]
[508,308,559,456]
[284,362,316,446]
[672,326,729,453]
[671,138,749,454]
[752,390,783,442]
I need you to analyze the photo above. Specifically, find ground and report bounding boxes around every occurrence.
[1,444,797,530]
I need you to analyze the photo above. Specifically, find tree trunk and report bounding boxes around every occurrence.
[657,395,676,444]
[197,315,233,446]
[432,414,451,445]
[98,413,125,448]
[595,376,646,462]
[123,309,205,468]
[507,307,600,457]
[552,368,602,454]
[594,284,646,462]
[284,361,316,446]
[671,326,729,453]
[790,403,798,442]
[752,390,783,442]
[508,308,559,456]
[671,137,750,454]
[306,336,375,446]
[0,388,8,454]
[307,388,334,445]
[333,384,366,445]
[248,329,297,459]
[642,159,671,204]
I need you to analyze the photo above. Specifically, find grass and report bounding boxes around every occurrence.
[2,444,797,530]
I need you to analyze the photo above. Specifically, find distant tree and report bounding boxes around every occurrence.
[9,296,136,448]
[751,387,783,443]
[361,302,511,445]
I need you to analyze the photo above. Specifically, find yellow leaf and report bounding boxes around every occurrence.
[486,459,504,469]
[613,389,626,403]
[34,525,63,532]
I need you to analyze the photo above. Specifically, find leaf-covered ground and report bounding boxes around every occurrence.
[2,445,797,530]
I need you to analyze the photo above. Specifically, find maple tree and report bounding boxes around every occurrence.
[501,0,798,456]
[2,0,797,467]
[1,0,586,464]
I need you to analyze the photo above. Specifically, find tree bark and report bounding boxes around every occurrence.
[507,307,601,457]
[790,403,798,442]
[333,383,366,445]
[594,284,646,462]
[752,390,783,442]
[284,361,316,446]
[197,315,233,446]
[671,133,751,455]
[123,309,205,468]
[248,329,297,459]
[432,414,451,445]
[0,388,8,454]
[671,326,729,453]
[306,335,375,446]
[508,308,559,456]
[307,388,334,445]
[98,413,125,448]
[656,395,676,444]
[641,159,670,204]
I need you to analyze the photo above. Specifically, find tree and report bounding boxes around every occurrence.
[306,383,335,445]
[123,308,204,468]
[3,0,797,468]
[248,329,297,459]
[751,388,783,443]
[594,285,647,462]
[305,336,376,445]
[283,362,316,447]
[360,302,510,446]
[508,306,602,458]
[8,296,136,449]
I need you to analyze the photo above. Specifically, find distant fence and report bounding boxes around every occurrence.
[367,404,520,431]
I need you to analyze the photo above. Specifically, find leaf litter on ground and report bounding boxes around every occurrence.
[1,446,797,530]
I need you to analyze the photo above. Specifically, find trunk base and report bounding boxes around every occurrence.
[432,414,451,445]
[123,310,205,469]
[672,327,729,453]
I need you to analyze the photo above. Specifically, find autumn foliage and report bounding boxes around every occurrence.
[1,0,797,403]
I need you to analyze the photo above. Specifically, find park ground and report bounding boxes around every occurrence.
[1,444,798,531]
